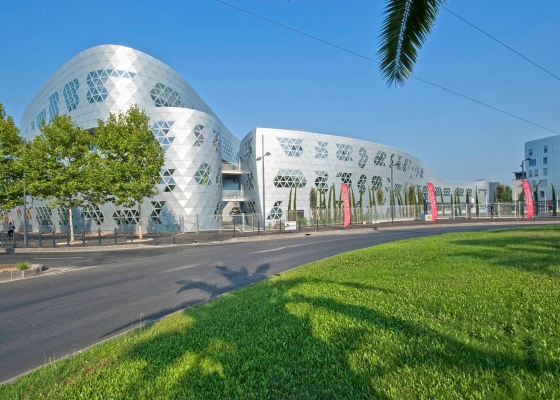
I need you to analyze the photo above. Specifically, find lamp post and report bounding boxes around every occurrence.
[255,135,271,230]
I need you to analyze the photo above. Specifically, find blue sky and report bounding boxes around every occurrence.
[1,0,559,183]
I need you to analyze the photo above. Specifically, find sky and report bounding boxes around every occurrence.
[1,0,559,184]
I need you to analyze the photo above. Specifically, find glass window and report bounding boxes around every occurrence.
[529,170,533,177]
[543,146,548,153]
[544,168,548,176]
[277,137,303,157]
[543,157,547,164]
[335,144,353,161]
[314,141,328,159]
[150,83,184,107]
[535,169,539,177]
[273,169,306,188]
[528,149,533,156]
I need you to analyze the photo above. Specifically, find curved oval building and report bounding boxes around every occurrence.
[15,45,493,233]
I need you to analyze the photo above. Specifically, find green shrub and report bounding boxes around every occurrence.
[15,261,29,271]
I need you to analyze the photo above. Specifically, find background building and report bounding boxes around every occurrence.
[8,45,494,233]
[519,135,559,203]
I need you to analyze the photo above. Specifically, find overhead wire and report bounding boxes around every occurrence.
[442,6,560,82]
[214,0,559,135]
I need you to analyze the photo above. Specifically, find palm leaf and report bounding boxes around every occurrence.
[378,0,447,87]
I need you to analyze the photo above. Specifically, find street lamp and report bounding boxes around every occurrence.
[255,135,271,230]
[4,156,27,246]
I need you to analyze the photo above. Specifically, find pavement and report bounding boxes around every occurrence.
[0,220,557,384]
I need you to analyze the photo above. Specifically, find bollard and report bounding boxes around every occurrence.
[114,228,117,245]
[13,232,16,248]
[98,228,101,246]
[1,232,3,248]
[67,229,70,246]
[215,233,218,241]
[195,214,199,234]
[82,230,85,247]
[39,232,42,248]
[299,219,301,232]
[173,236,176,245]
[257,221,260,235]
[233,220,236,238]
[316,218,319,232]
[279,219,282,234]
[52,231,56,248]
[130,230,134,244]
[154,229,157,245]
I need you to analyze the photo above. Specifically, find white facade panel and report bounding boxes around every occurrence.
[9,45,491,234]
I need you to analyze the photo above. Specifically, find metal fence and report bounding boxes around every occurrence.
[3,202,555,246]
[0,228,179,249]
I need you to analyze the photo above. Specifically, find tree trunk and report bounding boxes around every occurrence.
[138,202,143,240]
[69,207,74,243]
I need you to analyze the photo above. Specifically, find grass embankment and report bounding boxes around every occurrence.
[3,227,560,399]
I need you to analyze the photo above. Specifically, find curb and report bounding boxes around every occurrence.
[0,264,44,282]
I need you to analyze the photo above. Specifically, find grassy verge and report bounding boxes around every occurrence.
[2,227,560,399]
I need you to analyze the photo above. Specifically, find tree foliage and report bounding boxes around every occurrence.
[95,106,164,238]
[309,187,317,211]
[22,114,99,240]
[494,184,513,202]
[378,0,447,87]
[0,103,25,211]
[376,188,385,205]
[95,105,164,207]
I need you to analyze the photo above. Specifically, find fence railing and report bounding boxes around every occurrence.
[0,228,179,249]
[222,190,245,199]
[3,202,553,244]
[221,163,242,172]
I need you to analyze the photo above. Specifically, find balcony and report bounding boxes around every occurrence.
[222,163,243,175]
[222,189,246,201]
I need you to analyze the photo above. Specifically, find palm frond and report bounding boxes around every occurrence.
[378,0,447,87]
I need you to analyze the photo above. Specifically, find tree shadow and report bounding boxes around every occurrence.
[100,268,551,398]
[449,227,560,277]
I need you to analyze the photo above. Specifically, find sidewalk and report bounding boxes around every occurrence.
[1,217,556,253]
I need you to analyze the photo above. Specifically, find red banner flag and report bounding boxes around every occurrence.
[521,180,534,219]
[427,183,438,222]
[341,183,351,227]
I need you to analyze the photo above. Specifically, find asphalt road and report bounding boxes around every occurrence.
[0,224,537,383]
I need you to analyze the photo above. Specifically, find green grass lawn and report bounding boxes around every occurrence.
[2,227,560,399]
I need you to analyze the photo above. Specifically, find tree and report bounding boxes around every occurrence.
[376,188,385,206]
[309,187,317,211]
[95,106,165,239]
[327,184,333,213]
[504,185,513,202]
[533,182,540,215]
[495,184,507,202]
[475,186,480,217]
[379,0,447,87]
[552,183,557,216]
[293,185,298,217]
[0,103,25,212]
[23,114,100,241]
[287,187,293,218]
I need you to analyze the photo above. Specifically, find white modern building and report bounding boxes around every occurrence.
[520,135,560,203]
[9,45,494,233]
